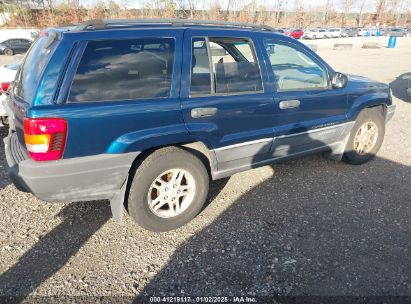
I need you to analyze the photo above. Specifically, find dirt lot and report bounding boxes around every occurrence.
[0,37,410,301]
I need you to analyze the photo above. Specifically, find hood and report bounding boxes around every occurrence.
[347,74,389,90]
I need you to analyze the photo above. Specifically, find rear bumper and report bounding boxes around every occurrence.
[4,131,138,202]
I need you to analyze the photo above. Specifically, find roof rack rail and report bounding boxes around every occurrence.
[72,18,275,32]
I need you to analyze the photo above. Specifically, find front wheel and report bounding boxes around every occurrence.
[343,108,385,165]
[128,146,209,232]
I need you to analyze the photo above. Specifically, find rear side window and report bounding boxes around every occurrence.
[190,37,262,96]
[68,38,174,102]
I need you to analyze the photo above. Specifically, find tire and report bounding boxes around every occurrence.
[127,146,209,232]
[343,108,385,165]
[4,48,13,56]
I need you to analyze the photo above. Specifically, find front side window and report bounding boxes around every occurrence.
[190,37,262,96]
[68,38,174,102]
[264,40,328,91]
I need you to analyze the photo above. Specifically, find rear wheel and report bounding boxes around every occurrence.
[4,48,13,56]
[343,108,385,165]
[128,146,209,232]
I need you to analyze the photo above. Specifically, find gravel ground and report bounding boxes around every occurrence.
[0,37,410,302]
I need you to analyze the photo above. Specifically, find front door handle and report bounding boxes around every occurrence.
[279,99,300,109]
[191,107,218,118]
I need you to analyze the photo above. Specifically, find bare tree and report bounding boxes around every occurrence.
[375,0,387,24]
[0,1,8,25]
[355,0,368,26]
[108,0,121,19]
[4,0,411,29]
[46,0,53,12]
[273,0,286,26]
[323,0,333,26]
[398,0,411,26]
[341,0,353,26]
[201,0,206,19]
[31,0,46,9]
[293,0,304,27]
[15,0,29,27]
[224,0,237,21]
[389,0,407,26]
[187,0,196,19]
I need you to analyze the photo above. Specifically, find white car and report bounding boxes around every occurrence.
[0,61,19,126]
[329,28,343,38]
[324,29,333,38]
[303,29,327,39]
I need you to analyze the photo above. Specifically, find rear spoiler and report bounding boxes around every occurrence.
[41,29,65,49]
[39,25,76,49]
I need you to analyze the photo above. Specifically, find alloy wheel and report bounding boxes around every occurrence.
[147,169,196,218]
[353,121,379,155]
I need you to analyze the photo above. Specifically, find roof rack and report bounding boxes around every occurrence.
[72,18,275,32]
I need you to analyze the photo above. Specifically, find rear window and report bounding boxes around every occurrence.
[13,37,57,102]
[68,38,175,102]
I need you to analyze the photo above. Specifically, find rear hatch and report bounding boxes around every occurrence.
[7,33,59,146]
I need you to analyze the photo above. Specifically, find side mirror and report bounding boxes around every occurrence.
[332,72,348,89]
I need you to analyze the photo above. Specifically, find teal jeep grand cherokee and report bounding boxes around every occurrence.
[4,19,395,231]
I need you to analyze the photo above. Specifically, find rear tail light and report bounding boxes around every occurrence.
[24,117,67,161]
[0,82,10,92]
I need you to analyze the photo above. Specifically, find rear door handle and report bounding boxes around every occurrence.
[191,107,218,118]
[279,99,300,109]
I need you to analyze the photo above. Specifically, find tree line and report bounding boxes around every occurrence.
[1,0,410,29]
